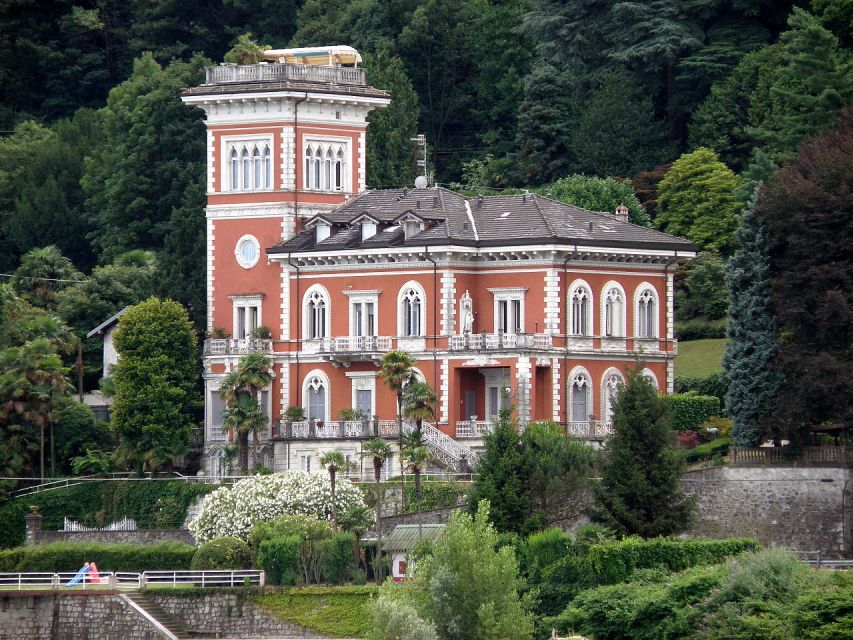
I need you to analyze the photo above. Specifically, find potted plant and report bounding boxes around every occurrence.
[251,325,272,340]
[283,406,305,438]
[208,327,230,339]
[338,407,365,422]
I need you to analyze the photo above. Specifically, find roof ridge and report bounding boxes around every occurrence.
[531,194,556,237]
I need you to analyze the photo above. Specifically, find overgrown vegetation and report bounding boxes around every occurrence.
[0,541,195,572]
[253,586,378,638]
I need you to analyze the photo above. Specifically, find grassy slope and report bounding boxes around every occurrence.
[676,339,727,378]
[252,586,378,638]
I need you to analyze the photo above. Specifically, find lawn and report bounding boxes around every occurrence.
[676,339,727,378]
[252,585,378,638]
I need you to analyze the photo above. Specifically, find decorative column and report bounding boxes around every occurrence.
[25,506,42,547]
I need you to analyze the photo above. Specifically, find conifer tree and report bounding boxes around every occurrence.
[593,364,694,537]
[722,200,781,447]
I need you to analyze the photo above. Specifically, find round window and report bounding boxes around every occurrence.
[235,235,260,269]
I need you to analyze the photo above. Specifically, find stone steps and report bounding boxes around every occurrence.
[126,591,192,639]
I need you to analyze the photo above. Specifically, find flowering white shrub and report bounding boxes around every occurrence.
[189,472,371,544]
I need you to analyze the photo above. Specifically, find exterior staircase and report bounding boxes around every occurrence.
[402,421,477,472]
[124,591,190,639]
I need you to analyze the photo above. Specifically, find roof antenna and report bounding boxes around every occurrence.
[588,221,594,232]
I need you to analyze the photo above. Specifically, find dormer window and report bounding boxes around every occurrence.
[316,223,331,243]
[403,220,422,239]
[361,222,377,241]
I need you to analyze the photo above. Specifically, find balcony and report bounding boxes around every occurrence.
[448,333,553,351]
[567,421,614,438]
[306,335,393,366]
[455,420,493,438]
[278,418,400,440]
[203,338,273,356]
[205,63,366,87]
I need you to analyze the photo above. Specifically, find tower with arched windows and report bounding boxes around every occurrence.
[184,48,696,478]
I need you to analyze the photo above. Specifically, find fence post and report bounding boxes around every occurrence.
[139,572,147,590]
[51,574,59,590]
[108,573,117,590]
[259,570,266,587]
[230,570,235,587]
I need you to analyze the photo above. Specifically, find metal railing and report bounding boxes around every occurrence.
[203,338,273,355]
[206,63,366,86]
[0,570,265,591]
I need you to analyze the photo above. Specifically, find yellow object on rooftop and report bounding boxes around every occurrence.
[263,46,362,67]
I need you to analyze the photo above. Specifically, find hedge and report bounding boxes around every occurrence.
[191,536,253,570]
[258,535,301,586]
[0,541,196,572]
[674,317,727,341]
[683,437,732,464]
[663,394,721,431]
[674,372,729,410]
[0,480,216,549]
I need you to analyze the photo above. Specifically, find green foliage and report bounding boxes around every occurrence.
[518,528,572,580]
[191,536,253,570]
[12,246,83,311]
[593,364,695,537]
[370,588,439,640]
[682,437,732,465]
[675,251,729,321]
[257,535,302,586]
[223,33,268,64]
[253,586,378,638]
[0,480,215,549]
[0,541,195,572]
[663,395,721,432]
[112,298,200,471]
[54,398,114,475]
[755,109,853,439]
[320,532,357,584]
[248,514,337,585]
[538,174,650,226]
[570,69,675,179]
[674,317,727,341]
[655,148,742,255]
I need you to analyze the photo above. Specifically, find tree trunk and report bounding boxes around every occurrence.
[252,430,258,471]
[239,431,249,474]
[40,423,45,482]
[374,460,383,583]
[414,466,422,502]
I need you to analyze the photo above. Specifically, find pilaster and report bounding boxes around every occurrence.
[551,357,562,423]
[544,269,560,334]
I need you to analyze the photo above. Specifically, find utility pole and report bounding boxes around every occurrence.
[76,338,84,402]
[411,134,430,185]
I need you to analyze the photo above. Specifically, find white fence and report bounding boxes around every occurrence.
[0,570,265,591]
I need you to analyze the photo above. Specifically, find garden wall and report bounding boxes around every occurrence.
[682,466,853,559]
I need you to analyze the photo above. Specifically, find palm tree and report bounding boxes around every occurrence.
[219,353,272,473]
[221,392,267,473]
[379,350,415,432]
[360,437,394,583]
[320,450,354,531]
[403,444,432,505]
[12,246,81,311]
[403,381,437,432]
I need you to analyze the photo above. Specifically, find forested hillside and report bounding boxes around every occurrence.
[0,0,850,387]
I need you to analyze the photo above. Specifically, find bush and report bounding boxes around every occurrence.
[698,416,732,440]
[257,535,301,586]
[676,431,699,449]
[674,372,729,409]
[683,437,732,464]
[249,515,336,584]
[0,541,195,572]
[663,394,721,431]
[369,589,438,640]
[189,473,369,544]
[320,532,357,584]
[402,481,469,512]
[674,317,727,340]
[520,528,572,579]
[191,536,253,570]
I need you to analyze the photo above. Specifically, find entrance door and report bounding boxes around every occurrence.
[464,391,476,420]
[308,386,326,422]
[487,386,500,420]
[356,389,372,418]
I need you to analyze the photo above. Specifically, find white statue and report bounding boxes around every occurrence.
[461,290,474,334]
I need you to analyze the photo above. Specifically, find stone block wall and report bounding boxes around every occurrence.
[683,466,853,559]
[152,592,321,638]
[34,529,195,546]
[0,593,168,640]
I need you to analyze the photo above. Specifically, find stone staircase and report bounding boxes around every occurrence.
[402,421,477,472]
[124,591,190,639]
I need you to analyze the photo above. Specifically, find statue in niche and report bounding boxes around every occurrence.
[461,290,474,334]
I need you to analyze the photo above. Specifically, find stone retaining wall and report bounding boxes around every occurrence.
[34,529,195,546]
[0,593,168,640]
[153,592,322,638]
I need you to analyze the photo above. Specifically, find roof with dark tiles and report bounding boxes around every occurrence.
[268,187,696,254]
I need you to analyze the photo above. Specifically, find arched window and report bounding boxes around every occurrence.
[229,148,239,190]
[335,149,344,191]
[313,147,321,190]
[401,288,422,337]
[604,287,625,337]
[642,368,659,390]
[570,372,591,422]
[637,288,657,338]
[241,148,250,189]
[252,146,261,188]
[305,145,313,190]
[306,289,328,339]
[303,372,329,423]
[571,286,591,335]
[602,370,624,422]
[324,148,332,190]
[262,144,271,189]
[209,448,225,480]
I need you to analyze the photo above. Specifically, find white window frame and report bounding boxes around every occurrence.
[601,281,627,339]
[345,290,380,337]
[234,234,261,269]
[302,369,331,424]
[641,368,660,390]
[567,366,593,423]
[230,294,263,340]
[302,285,331,342]
[347,372,377,419]
[489,288,527,335]
[601,367,625,423]
[222,135,274,192]
[398,281,426,338]
[567,279,593,336]
[634,282,660,340]
[302,136,350,193]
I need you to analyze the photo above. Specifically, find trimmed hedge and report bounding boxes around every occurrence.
[675,317,727,340]
[258,535,301,586]
[0,541,196,572]
[674,372,729,410]
[320,533,357,584]
[0,480,216,549]
[191,536,253,570]
[663,394,721,431]
[683,437,732,464]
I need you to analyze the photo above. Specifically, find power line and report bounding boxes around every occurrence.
[0,273,88,284]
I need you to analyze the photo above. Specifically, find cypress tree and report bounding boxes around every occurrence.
[722,199,781,447]
[593,363,694,537]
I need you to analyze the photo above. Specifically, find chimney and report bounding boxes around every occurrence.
[477,195,484,209]
[615,203,629,223]
[432,195,439,208]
